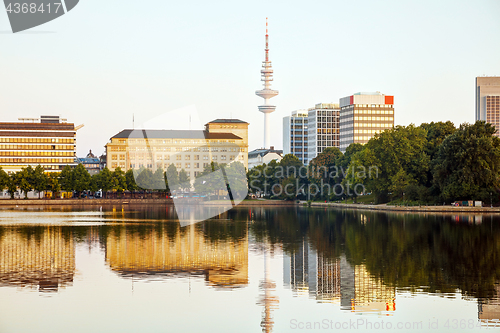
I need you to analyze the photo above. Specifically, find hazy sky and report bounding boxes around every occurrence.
[1,0,499,156]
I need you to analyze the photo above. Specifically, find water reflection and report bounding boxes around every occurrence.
[104,222,248,288]
[1,206,500,331]
[0,226,75,292]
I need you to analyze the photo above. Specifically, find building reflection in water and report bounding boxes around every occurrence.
[257,242,279,333]
[0,226,75,292]
[283,239,395,314]
[105,223,249,288]
[479,284,500,326]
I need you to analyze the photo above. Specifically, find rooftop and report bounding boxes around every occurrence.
[207,119,248,124]
[111,129,242,140]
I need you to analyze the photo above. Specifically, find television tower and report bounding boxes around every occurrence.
[256,18,279,149]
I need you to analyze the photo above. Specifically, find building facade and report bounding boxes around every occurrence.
[76,150,101,175]
[248,146,283,169]
[339,93,394,152]
[283,110,308,164]
[105,119,249,181]
[476,77,500,136]
[307,103,340,164]
[0,116,77,174]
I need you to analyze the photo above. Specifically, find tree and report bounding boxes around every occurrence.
[345,125,429,203]
[59,165,74,193]
[32,165,48,199]
[224,161,248,201]
[125,169,138,192]
[47,173,61,198]
[95,167,113,198]
[112,167,127,194]
[0,167,9,193]
[73,164,91,198]
[15,168,32,199]
[433,121,500,202]
[135,167,154,190]
[194,162,224,196]
[165,164,179,192]
[178,169,190,191]
[152,168,167,191]
[308,147,342,199]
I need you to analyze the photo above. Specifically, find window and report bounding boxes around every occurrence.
[185,163,191,168]
[185,155,191,160]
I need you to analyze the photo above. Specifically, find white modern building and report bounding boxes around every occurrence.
[339,92,395,152]
[306,103,340,164]
[283,110,308,165]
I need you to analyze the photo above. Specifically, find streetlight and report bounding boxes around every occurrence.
[491,192,493,208]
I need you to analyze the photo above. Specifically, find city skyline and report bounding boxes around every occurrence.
[1,0,499,156]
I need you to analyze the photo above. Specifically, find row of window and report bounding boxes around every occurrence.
[0,138,74,143]
[0,145,74,150]
[0,158,74,163]
[355,122,394,128]
[112,146,245,153]
[354,129,386,134]
[0,151,75,157]
[113,154,245,161]
[355,116,394,121]
[115,139,239,144]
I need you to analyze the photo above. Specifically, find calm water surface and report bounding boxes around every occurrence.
[0,205,500,333]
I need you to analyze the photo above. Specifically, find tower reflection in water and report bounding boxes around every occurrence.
[0,226,75,292]
[283,239,395,314]
[104,223,249,288]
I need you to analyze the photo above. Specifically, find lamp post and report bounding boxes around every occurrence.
[491,192,492,208]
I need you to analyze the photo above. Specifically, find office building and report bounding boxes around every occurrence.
[476,77,500,136]
[307,103,340,164]
[105,119,249,181]
[283,110,308,164]
[339,92,394,152]
[0,115,78,174]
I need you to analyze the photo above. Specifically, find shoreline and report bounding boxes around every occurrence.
[0,198,296,207]
[1,198,499,213]
[309,201,500,213]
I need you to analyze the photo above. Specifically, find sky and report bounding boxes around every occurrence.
[1,0,499,157]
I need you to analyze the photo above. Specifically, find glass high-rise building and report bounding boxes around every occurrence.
[476,77,500,137]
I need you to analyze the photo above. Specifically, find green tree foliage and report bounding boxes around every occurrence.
[112,167,127,193]
[0,167,9,192]
[346,125,429,203]
[135,167,154,190]
[47,173,61,198]
[433,121,500,202]
[223,161,247,200]
[73,164,91,198]
[32,165,48,198]
[194,162,224,196]
[178,169,190,191]
[59,165,74,192]
[95,167,114,198]
[165,164,179,192]
[125,169,138,192]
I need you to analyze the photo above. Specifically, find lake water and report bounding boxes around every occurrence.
[0,205,500,332]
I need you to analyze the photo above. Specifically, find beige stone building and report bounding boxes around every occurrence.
[105,119,249,180]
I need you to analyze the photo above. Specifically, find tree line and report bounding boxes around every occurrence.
[247,120,500,204]
[0,161,248,199]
